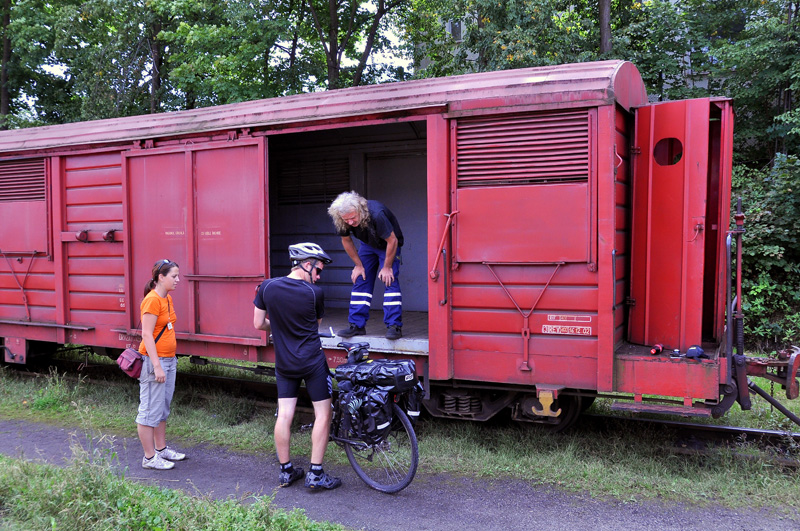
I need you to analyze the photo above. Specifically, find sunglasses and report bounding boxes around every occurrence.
[315,267,323,275]
[158,259,175,274]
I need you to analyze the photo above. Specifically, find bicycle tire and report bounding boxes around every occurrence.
[344,402,419,493]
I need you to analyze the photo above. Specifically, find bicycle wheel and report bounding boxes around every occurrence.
[344,402,418,493]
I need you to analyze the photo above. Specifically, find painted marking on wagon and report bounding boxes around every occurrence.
[547,314,592,322]
[199,230,222,237]
[542,325,592,336]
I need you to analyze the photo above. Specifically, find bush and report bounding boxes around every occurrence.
[732,154,800,351]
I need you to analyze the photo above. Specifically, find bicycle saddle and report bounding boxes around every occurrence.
[338,341,370,351]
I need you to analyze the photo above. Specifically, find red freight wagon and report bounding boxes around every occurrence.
[1,60,797,429]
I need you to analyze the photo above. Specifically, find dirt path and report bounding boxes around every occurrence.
[0,418,796,530]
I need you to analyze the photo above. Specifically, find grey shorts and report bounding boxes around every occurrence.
[135,355,177,427]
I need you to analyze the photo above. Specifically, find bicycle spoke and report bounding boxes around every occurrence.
[344,404,418,493]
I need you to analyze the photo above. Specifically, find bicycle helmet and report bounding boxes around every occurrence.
[288,242,333,265]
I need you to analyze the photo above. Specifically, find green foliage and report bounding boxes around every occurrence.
[711,0,800,162]
[51,0,159,120]
[154,0,292,108]
[404,0,599,76]
[613,0,710,101]
[30,368,83,412]
[733,155,800,350]
[0,452,341,530]
[1,0,84,127]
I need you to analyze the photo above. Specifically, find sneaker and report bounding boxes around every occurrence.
[386,325,402,340]
[305,471,342,490]
[142,454,175,470]
[337,323,366,338]
[279,466,305,487]
[156,446,186,461]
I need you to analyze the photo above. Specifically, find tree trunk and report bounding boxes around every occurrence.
[149,21,163,114]
[1,0,11,130]
[307,0,340,89]
[353,0,400,86]
[599,0,612,54]
[326,0,339,89]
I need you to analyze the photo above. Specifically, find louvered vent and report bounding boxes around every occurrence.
[275,156,350,205]
[0,158,46,202]
[456,110,589,187]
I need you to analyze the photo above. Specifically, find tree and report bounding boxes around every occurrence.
[613,0,702,101]
[711,0,800,163]
[155,0,295,108]
[405,0,601,75]
[305,0,406,89]
[52,0,157,119]
[0,0,83,128]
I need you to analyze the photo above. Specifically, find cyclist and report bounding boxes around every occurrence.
[253,243,342,490]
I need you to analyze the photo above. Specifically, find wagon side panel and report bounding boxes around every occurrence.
[449,108,605,389]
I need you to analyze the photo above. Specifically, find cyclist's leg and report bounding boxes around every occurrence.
[275,372,301,462]
[305,358,333,464]
[310,398,332,463]
[275,398,298,462]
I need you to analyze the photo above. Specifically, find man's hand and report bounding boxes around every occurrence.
[378,266,394,287]
[351,264,366,283]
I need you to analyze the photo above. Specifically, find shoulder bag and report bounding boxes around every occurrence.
[117,298,171,378]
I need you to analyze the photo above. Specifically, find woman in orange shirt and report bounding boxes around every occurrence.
[136,259,186,470]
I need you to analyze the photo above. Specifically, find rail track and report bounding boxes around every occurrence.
[5,349,800,468]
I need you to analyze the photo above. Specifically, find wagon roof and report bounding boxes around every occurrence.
[0,60,646,154]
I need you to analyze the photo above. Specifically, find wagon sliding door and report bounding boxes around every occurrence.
[448,110,599,387]
[124,138,267,350]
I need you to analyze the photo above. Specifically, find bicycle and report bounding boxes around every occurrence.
[327,340,420,493]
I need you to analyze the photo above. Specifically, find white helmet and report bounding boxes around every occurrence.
[288,242,332,265]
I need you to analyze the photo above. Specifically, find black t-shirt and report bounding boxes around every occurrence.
[253,276,325,377]
[338,200,404,250]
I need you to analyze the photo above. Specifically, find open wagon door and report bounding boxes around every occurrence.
[629,98,733,351]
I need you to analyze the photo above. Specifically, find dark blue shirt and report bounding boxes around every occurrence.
[338,200,404,250]
[253,276,325,377]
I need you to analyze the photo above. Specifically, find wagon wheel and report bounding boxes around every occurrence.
[541,395,583,432]
[580,395,596,412]
[518,394,584,432]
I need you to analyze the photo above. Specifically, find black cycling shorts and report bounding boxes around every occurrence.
[276,357,332,402]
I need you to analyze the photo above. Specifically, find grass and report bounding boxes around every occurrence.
[2,350,800,517]
[0,446,342,531]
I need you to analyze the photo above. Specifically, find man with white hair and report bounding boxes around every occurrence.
[328,191,404,340]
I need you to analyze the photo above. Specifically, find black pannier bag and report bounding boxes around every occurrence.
[399,381,424,428]
[339,385,393,444]
[335,359,418,393]
[334,363,358,385]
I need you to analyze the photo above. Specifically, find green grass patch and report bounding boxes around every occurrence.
[415,415,799,508]
[2,357,800,513]
[0,448,342,531]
